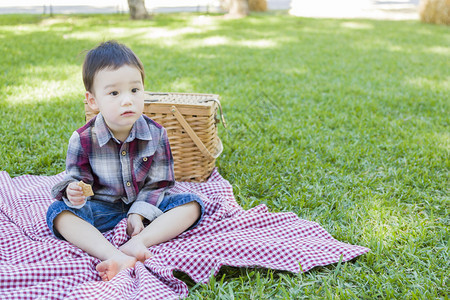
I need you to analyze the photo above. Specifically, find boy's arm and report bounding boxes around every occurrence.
[51,131,94,208]
[128,128,175,222]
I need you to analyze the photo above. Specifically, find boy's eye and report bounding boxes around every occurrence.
[110,91,119,96]
[131,88,139,93]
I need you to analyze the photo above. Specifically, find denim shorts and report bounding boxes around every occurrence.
[46,193,204,240]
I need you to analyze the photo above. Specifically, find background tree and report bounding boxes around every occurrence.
[128,0,150,20]
[249,0,267,12]
[222,0,249,18]
[419,0,450,25]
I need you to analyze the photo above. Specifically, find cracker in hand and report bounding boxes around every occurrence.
[78,181,94,197]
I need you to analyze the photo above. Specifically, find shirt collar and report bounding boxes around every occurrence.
[95,113,152,147]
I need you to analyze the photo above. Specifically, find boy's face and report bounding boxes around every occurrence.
[86,64,145,140]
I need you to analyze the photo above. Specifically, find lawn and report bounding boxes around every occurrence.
[0,12,448,299]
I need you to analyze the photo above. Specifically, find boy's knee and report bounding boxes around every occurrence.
[186,199,204,230]
[178,200,199,214]
[188,201,201,215]
[48,210,79,240]
[187,195,202,212]
[47,200,95,239]
[54,210,76,226]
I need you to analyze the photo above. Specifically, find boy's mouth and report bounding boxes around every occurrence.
[121,111,135,117]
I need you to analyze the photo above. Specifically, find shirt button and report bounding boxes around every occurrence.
[143,157,148,162]
[121,151,126,156]
[126,181,131,187]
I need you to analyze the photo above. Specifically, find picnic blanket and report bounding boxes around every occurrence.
[0,169,369,299]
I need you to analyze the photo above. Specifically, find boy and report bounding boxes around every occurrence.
[47,40,204,281]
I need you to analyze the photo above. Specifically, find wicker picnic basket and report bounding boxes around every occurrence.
[84,92,226,182]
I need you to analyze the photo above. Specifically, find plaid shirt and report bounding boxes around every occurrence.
[51,113,175,221]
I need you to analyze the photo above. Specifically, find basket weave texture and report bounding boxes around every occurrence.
[84,92,224,182]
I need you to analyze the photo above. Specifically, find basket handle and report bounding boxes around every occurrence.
[199,98,227,128]
[169,105,221,160]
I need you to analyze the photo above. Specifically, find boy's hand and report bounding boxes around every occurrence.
[66,182,87,206]
[127,213,145,237]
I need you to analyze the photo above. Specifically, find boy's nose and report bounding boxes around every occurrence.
[121,95,133,106]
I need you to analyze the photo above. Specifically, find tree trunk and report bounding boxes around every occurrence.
[419,0,450,25]
[128,0,150,20]
[249,0,267,12]
[226,0,249,18]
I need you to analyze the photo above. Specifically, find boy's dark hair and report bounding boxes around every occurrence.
[82,40,145,93]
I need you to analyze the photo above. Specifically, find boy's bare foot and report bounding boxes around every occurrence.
[119,236,153,263]
[96,253,137,281]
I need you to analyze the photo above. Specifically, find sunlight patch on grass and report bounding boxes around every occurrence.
[190,15,219,27]
[63,27,149,41]
[340,22,374,30]
[425,46,450,55]
[197,37,277,48]
[39,17,72,26]
[362,197,431,251]
[63,31,105,41]
[142,27,207,39]
[5,65,81,104]
[239,39,277,48]
[6,80,78,104]
[1,25,41,34]
[194,53,219,60]
[201,36,230,46]
[432,132,450,151]
[387,44,405,52]
[282,67,309,77]
[353,37,411,53]
[62,26,213,42]
[170,77,196,91]
[405,76,450,91]
[299,26,331,34]
[108,27,128,35]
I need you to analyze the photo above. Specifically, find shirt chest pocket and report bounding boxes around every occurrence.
[133,154,154,182]
[132,140,157,183]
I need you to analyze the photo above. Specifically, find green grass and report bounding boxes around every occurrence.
[0,12,449,299]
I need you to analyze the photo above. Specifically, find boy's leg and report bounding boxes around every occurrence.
[119,200,201,259]
[54,211,137,281]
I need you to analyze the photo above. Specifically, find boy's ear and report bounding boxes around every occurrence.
[85,91,99,111]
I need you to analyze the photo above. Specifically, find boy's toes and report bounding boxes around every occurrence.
[96,264,109,281]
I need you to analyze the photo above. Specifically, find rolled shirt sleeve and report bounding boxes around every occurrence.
[51,131,93,209]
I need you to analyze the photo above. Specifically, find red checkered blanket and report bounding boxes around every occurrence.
[0,169,369,299]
